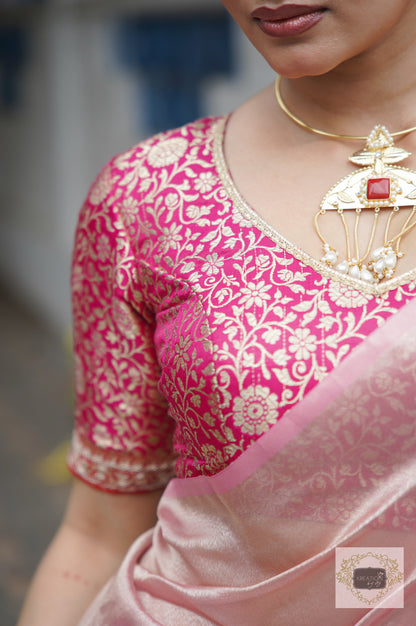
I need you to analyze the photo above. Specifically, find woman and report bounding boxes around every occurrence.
[19,1,416,624]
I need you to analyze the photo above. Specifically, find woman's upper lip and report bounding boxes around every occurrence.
[251,4,326,21]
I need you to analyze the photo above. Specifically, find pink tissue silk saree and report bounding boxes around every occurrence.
[80,296,416,625]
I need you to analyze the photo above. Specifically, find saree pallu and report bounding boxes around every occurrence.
[80,297,416,625]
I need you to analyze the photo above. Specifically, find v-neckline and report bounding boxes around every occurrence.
[212,115,416,297]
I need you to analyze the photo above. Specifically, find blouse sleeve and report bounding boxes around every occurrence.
[66,159,177,493]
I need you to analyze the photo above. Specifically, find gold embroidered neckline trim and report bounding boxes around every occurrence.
[212,116,416,296]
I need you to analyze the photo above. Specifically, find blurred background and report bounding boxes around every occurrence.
[0,0,273,622]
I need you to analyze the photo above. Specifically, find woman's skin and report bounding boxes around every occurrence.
[18,2,416,624]
[18,481,163,625]
[222,1,416,273]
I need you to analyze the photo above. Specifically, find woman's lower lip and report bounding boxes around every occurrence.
[256,10,326,37]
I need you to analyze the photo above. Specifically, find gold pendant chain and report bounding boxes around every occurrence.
[275,76,416,141]
[274,76,416,285]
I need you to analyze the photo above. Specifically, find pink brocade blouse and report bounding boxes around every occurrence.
[67,116,416,493]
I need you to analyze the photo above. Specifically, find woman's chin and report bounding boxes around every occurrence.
[265,56,344,80]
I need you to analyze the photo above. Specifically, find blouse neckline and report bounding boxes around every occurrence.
[212,115,416,297]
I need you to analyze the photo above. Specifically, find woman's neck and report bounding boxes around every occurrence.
[281,34,416,138]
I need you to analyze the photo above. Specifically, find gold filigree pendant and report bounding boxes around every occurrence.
[315,125,416,283]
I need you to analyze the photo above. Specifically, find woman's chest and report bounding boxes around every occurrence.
[142,224,416,477]
[151,240,408,408]
[224,124,416,278]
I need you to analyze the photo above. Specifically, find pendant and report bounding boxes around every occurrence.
[316,125,416,284]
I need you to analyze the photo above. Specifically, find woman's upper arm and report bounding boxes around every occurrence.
[17,479,164,626]
[67,158,177,496]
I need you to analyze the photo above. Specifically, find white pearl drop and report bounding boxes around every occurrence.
[360,268,374,283]
[372,247,385,261]
[336,261,349,274]
[349,265,361,279]
[325,251,337,265]
[374,259,386,274]
[384,253,397,270]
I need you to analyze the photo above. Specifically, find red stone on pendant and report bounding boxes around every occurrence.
[366,178,390,200]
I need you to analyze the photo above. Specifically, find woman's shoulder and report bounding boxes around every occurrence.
[105,116,223,189]
[83,115,225,215]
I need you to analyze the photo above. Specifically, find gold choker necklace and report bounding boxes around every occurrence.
[275,76,416,284]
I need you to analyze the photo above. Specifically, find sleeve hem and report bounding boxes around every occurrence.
[67,432,177,494]
[66,464,169,495]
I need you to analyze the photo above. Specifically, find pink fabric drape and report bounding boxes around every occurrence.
[80,297,416,625]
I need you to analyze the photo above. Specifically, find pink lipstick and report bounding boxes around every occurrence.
[251,4,327,37]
